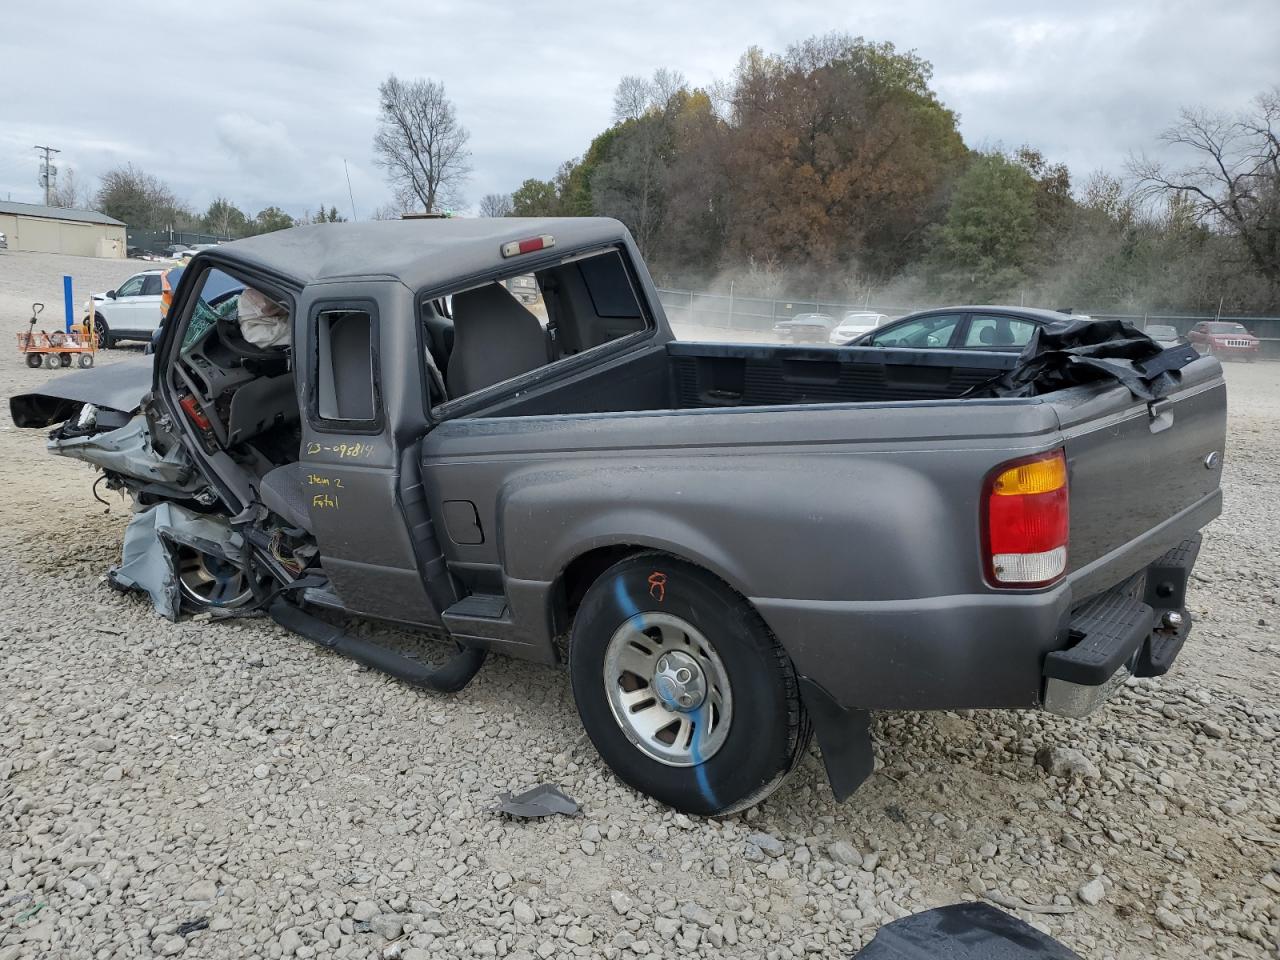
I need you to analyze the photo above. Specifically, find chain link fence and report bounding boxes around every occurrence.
[125,228,232,257]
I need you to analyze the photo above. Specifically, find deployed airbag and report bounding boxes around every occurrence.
[966,318,1201,402]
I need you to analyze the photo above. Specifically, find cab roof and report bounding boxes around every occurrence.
[200,217,632,291]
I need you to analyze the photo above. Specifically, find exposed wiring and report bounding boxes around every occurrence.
[268,529,303,575]
[91,475,111,512]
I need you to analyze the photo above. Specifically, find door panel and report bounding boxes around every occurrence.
[296,280,448,627]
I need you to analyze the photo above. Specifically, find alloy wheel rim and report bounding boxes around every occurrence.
[602,611,733,767]
[175,546,253,608]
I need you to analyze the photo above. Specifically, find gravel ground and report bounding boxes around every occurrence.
[1,251,1278,960]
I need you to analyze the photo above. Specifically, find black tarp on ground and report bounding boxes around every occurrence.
[965,318,1202,402]
[853,903,1082,959]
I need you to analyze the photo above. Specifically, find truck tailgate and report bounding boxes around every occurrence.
[1052,356,1225,599]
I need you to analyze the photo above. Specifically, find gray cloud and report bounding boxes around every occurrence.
[1,0,1275,220]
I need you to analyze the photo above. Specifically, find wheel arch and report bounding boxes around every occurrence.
[548,536,757,653]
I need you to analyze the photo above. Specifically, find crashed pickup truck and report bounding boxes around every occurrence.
[12,218,1225,816]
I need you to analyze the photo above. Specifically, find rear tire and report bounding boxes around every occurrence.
[59,353,72,367]
[569,552,810,815]
[78,354,94,368]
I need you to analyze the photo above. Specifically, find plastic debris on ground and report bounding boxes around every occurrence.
[495,784,580,819]
[966,317,1202,402]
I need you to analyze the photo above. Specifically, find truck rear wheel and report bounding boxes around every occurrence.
[569,553,810,815]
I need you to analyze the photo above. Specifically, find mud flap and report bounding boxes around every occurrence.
[854,902,1081,958]
[798,677,874,802]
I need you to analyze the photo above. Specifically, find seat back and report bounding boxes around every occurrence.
[447,284,548,396]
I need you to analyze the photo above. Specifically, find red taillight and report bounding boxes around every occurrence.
[983,449,1069,587]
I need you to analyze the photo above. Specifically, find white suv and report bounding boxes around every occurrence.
[86,270,165,347]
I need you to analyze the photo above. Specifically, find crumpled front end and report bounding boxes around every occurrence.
[108,502,244,620]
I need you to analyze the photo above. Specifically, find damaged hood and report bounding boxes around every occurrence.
[10,357,152,428]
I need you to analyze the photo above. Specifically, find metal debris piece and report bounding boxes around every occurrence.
[175,917,210,937]
[495,783,579,819]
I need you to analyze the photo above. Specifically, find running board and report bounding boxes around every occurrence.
[442,594,524,645]
[269,599,485,693]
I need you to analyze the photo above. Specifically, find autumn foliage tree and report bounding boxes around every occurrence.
[506,37,1278,313]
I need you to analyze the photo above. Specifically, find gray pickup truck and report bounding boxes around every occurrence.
[12,218,1226,815]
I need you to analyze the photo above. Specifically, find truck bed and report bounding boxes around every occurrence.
[475,341,1020,417]
[429,341,1225,711]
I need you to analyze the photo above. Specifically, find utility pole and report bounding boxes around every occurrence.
[34,144,61,205]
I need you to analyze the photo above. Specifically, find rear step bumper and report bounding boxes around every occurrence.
[1043,536,1200,718]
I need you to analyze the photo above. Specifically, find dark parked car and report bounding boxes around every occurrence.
[847,306,1071,350]
[1144,324,1185,349]
[773,312,836,343]
[11,219,1226,816]
[1187,321,1260,360]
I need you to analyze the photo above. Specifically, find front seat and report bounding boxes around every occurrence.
[259,461,313,534]
[447,284,548,396]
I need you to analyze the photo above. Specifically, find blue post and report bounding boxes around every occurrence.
[63,275,74,333]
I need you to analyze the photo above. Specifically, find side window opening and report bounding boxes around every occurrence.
[116,275,145,298]
[964,315,1038,348]
[316,309,376,422]
[166,266,299,474]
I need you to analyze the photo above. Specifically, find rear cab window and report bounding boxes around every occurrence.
[420,246,653,411]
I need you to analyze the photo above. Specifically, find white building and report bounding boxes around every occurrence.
[0,201,126,258]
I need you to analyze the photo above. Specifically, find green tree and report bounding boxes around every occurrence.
[203,197,249,238]
[510,178,561,216]
[929,152,1039,300]
[247,206,295,235]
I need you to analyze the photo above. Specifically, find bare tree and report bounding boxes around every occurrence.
[96,164,192,228]
[612,69,689,124]
[478,193,513,217]
[613,75,651,123]
[1132,88,1280,296]
[374,75,472,213]
[48,167,91,209]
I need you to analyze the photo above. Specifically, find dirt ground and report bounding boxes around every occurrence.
[0,250,1277,960]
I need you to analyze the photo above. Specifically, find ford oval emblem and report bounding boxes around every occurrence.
[1204,451,1221,469]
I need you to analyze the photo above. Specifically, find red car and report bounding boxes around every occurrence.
[1187,320,1261,360]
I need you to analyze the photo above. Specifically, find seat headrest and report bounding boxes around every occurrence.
[447,283,548,396]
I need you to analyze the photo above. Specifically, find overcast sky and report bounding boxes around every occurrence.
[2,0,1276,222]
